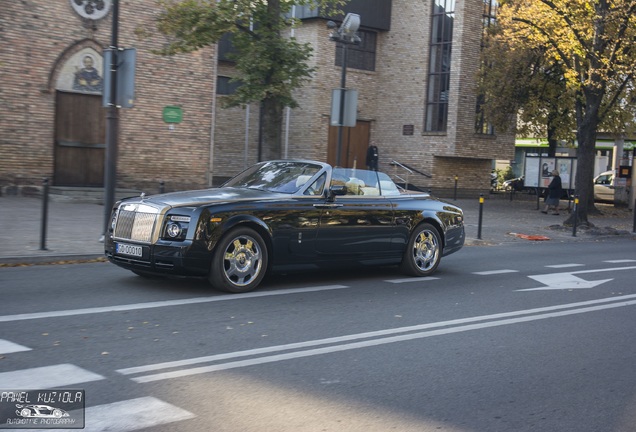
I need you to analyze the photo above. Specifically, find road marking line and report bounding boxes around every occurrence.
[604,260,636,263]
[120,294,636,382]
[0,364,104,388]
[545,264,584,268]
[521,274,613,291]
[129,297,636,383]
[384,277,440,284]
[520,266,636,291]
[472,269,519,275]
[0,285,348,323]
[83,397,195,431]
[569,266,636,275]
[0,339,31,354]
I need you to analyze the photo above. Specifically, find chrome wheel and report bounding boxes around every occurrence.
[210,227,268,293]
[412,229,439,272]
[400,223,442,277]
[223,235,263,286]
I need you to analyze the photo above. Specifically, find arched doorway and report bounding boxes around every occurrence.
[54,91,105,186]
[53,47,106,187]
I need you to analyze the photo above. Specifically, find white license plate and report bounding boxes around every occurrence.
[116,243,143,257]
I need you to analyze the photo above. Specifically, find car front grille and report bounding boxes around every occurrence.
[113,203,161,243]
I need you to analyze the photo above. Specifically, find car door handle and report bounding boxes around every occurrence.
[313,203,344,209]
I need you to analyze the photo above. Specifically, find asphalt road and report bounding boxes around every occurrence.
[1,238,636,432]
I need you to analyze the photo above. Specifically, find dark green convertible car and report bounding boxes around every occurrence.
[105,160,465,293]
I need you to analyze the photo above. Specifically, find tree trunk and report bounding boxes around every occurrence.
[256,0,284,162]
[546,117,557,158]
[259,97,284,161]
[565,89,601,226]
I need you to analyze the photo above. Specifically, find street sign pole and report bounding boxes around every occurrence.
[102,0,119,239]
[336,43,348,167]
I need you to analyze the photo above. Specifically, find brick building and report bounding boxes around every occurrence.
[1,0,514,198]
[1,0,216,194]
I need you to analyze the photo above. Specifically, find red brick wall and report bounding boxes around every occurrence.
[0,1,216,193]
[1,0,516,198]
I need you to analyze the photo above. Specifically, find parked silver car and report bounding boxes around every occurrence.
[593,171,614,202]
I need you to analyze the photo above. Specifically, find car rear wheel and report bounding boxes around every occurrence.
[209,227,268,293]
[400,223,441,277]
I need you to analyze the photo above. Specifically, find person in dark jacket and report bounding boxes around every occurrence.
[542,169,562,215]
[366,145,379,171]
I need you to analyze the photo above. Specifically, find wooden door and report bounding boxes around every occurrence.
[328,120,371,168]
[54,91,106,186]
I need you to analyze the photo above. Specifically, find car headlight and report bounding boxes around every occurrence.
[166,222,182,238]
[162,215,191,240]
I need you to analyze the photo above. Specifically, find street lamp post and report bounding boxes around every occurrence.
[328,13,361,167]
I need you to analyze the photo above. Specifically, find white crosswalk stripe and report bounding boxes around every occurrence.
[79,397,195,432]
[0,339,31,354]
[0,364,104,388]
[8,397,196,432]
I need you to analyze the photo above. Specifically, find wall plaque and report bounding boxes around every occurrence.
[402,125,414,135]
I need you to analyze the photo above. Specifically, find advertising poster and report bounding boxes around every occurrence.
[540,158,556,187]
[523,156,577,190]
[524,157,540,188]
[557,159,572,189]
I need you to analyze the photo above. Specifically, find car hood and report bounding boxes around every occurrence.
[126,187,287,208]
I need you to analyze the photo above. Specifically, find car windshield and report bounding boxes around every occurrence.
[224,161,323,194]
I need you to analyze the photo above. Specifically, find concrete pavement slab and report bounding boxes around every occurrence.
[0,193,633,266]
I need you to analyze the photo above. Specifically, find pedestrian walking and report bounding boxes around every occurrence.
[541,169,562,215]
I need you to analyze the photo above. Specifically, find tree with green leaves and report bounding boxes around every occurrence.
[485,0,636,225]
[153,0,344,161]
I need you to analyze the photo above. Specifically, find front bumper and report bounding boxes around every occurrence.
[443,225,465,256]
[104,238,210,277]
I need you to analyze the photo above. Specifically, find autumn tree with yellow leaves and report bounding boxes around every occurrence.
[482,0,636,225]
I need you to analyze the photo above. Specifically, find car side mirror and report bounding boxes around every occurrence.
[328,185,346,201]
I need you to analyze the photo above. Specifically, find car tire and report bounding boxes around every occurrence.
[209,226,268,293]
[399,223,442,277]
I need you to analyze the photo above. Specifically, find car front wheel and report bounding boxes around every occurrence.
[400,223,441,277]
[209,227,268,293]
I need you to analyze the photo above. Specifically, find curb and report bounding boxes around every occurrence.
[0,254,105,266]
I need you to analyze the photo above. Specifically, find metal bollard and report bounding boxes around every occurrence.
[572,195,579,237]
[40,178,49,250]
[159,180,165,194]
[477,194,484,240]
[453,175,458,200]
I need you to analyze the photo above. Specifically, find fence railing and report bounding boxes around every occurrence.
[390,160,432,191]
